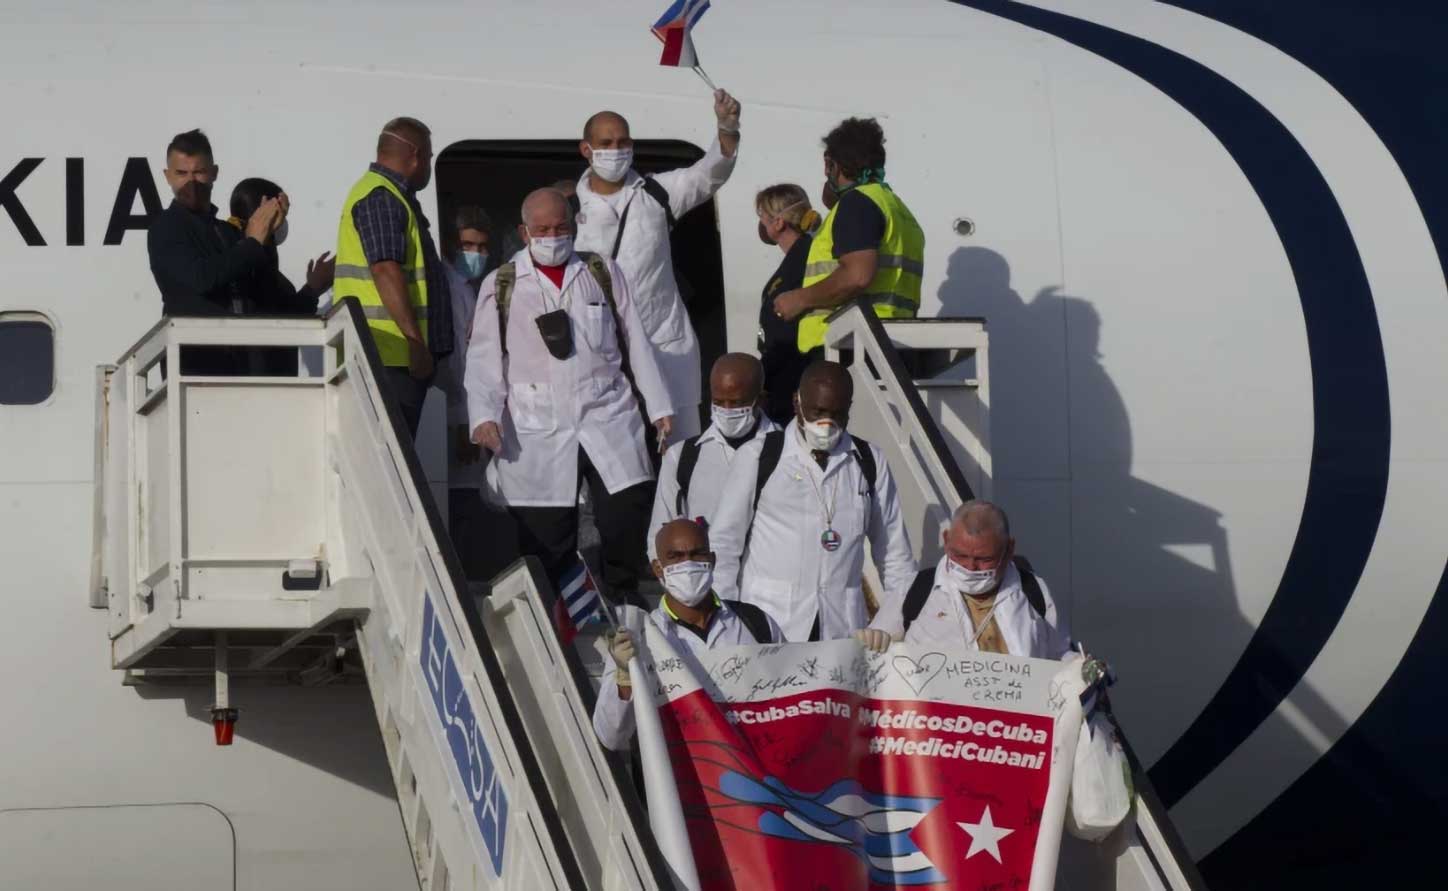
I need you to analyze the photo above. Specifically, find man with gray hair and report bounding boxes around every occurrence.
[862,500,1072,658]
[464,188,673,603]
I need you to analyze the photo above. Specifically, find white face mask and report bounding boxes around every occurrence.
[944,558,1000,597]
[588,147,633,183]
[800,417,843,452]
[662,560,714,607]
[528,235,573,266]
[712,404,757,439]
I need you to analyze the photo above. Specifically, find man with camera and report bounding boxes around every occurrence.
[464,188,674,604]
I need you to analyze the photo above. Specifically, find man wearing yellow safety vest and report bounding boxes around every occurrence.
[335,116,455,437]
[771,118,925,354]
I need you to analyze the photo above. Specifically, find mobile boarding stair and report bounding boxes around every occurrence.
[90,298,1204,891]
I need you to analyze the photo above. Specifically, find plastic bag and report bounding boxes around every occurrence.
[1066,708,1134,841]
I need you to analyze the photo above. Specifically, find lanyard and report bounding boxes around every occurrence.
[958,592,1002,648]
[803,460,840,529]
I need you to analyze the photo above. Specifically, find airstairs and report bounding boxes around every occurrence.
[91,299,1204,891]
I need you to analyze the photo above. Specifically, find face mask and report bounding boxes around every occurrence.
[662,560,714,607]
[713,404,757,439]
[272,220,289,247]
[455,250,486,279]
[589,147,633,183]
[944,558,1000,597]
[178,180,213,210]
[528,235,573,267]
[757,219,777,246]
[799,416,842,452]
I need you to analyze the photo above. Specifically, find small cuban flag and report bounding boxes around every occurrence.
[553,553,606,644]
[651,0,714,83]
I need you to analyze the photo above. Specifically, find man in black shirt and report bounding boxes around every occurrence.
[147,129,286,374]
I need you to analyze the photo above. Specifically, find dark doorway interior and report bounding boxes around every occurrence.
[435,140,727,431]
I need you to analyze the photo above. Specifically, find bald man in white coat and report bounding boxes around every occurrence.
[466,188,673,602]
[573,90,741,443]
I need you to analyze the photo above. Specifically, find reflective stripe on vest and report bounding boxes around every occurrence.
[333,171,429,367]
[798,182,925,352]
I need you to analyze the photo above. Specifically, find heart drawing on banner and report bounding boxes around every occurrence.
[891,652,946,695]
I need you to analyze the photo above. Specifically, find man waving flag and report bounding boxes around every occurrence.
[652,0,716,86]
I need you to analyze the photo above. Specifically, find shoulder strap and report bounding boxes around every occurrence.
[752,431,786,517]
[494,262,516,353]
[1012,555,1047,618]
[900,568,937,632]
[724,600,774,644]
[579,251,647,422]
[641,176,677,231]
[741,430,786,560]
[581,251,614,308]
[674,435,704,517]
[849,434,877,495]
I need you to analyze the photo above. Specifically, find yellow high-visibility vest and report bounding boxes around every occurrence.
[334,170,428,366]
[798,182,925,352]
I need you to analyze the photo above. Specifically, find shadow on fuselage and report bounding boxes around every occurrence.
[935,246,1359,866]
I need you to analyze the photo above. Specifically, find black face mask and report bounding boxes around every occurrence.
[758,220,777,246]
[178,180,213,211]
[535,308,574,360]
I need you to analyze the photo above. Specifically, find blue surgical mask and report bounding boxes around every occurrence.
[455,251,486,279]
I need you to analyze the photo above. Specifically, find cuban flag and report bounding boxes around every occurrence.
[553,555,605,644]
[651,0,711,68]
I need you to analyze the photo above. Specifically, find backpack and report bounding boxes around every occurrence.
[899,554,1047,632]
[612,176,695,304]
[494,251,642,399]
[674,434,705,517]
[724,599,775,644]
[741,430,878,555]
[751,429,877,516]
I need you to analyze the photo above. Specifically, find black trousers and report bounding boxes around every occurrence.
[449,487,519,584]
[509,448,654,602]
[380,366,434,438]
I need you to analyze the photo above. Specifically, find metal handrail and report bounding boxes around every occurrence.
[323,298,589,890]
[823,302,1207,891]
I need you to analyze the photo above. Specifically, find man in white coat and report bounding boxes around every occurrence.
[594,519,783,752]
[709,361,916,641]
[466,188,673,602]
[573,89,741,444]
[865,500,1073,659]
[646,353,778,560]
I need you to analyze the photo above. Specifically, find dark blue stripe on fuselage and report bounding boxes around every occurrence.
[945,0,1392,805]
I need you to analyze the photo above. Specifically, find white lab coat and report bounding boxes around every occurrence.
[870,557,1073,660]
[709,424,917,641]
[646,414,780,560]
[593,601,783,751]
[574,138,737,437]
[464,249,672,507]
[442,266,482,490]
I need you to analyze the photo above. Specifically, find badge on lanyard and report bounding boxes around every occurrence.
[820,528,843,552]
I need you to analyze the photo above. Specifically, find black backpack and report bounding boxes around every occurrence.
[724,599,776,644]
[900,554,1047,632]
[751,429,876,515]
[674,434,705,517]
[739,430,877,556]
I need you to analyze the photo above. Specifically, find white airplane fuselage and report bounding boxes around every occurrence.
[2,2,1443,887]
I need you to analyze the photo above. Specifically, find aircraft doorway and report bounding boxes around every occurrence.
[435,140,727,432]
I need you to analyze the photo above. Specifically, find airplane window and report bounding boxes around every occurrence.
[0,313,55,404]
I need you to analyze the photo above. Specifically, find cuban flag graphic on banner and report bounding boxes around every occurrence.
[633,632,1091,891]
[553,555,604,644]
[651,0,711,68]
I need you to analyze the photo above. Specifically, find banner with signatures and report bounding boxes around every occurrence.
[637,630,1078,891]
